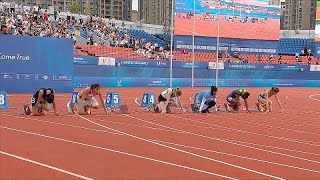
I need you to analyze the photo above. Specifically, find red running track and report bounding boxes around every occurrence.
[1,88,320,179]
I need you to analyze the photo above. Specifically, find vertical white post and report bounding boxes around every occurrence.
[215,8,220,87]
[192,0,196,88]
[169,0,174,88]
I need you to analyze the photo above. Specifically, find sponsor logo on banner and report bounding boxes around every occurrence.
[281,65,299,71]
[98,57,116,66]
[117,80,122,87]
[156,61,167,66]
[54,75,72,81]
[263,65,275,70]
[310,65,320,71]
[37,74,53,80]
[147,80,166,86]
[120,60,148,66]
[228,64,256,69]
[208,62,224,70]
[17,74,36,80]
[0,73,15,79]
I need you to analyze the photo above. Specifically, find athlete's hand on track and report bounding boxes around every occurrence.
[54,112,60,116]
[30,113,34,116]
[182,108,187,114]
[160,110,166,115]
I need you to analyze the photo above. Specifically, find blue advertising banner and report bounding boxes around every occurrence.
[224,63,309,71]
[74,56,99,65]
[74,77,320,88]
[115,59,170,68]
[0,36,74,93]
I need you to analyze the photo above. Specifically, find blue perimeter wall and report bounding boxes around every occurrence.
[74,56,320,88]
[0,36,74,93]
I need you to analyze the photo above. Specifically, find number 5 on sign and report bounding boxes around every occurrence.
[0,91,9,110]
[113,95,119,103]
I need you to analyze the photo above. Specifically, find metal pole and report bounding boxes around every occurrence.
[215,8,220,87]
[191,0,195,88]
[169,0,174,88]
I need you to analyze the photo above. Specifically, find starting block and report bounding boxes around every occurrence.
[105,92,129,114]
[20,104,44,115]
[152,103,171,114]
[0,91,9,110]
[256,103,267,112]
[141,92,157,111]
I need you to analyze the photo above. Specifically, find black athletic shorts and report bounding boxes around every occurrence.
[158,94,167,103]
[31,93,39,107]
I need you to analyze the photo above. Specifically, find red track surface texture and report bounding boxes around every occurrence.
[1,88,320,179]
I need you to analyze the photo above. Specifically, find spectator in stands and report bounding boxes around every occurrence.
[308,56,312,65]
[295,52,301,62]
[268,54,273,61]
[278,56,282,64]
[10,0,15,13]
[233,51,239,59]
[307,48,313,56]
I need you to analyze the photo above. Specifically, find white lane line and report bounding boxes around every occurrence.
[78,115,285,180]
[170,114,320,147]
[0,113,122,136]
[124,114,320,165]
[150,139,320,174]
[0,126,236,180]
[309,94,320,102]
[0,151,93,180]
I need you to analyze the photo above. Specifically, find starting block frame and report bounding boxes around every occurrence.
[105,92,129,114]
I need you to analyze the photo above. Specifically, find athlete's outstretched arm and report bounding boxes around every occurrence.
[275,94,284,112]
[98,91,109,115]
[177,96,186,113]
[52,91,59,116]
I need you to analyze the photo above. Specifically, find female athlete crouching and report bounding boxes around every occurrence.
[25,88,59,116]
[74,84,109,115]
[257,87,284,113]
[156,88,186,114]
[225,88,251,113]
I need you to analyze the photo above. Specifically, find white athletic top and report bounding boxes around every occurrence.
[161,89,169,98]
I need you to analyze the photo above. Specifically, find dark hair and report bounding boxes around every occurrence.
[271,87,279,93]
[211,86,218,95]
[242,92,250,99]
[90,83,101,90]
[46,93,54,103]
[175,88,182,96]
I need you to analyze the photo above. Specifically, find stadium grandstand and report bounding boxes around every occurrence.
[1,1,319,65]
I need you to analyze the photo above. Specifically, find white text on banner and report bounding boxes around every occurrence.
[98,57,115,66]
[208,62,225,70]
[310,65,320,71]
